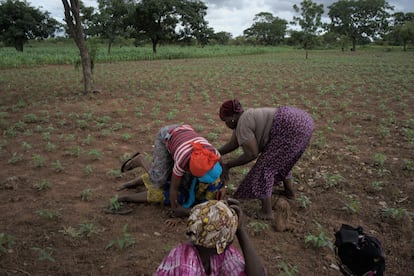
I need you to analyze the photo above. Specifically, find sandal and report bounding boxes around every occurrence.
[103,206,133,215]
[120,151,141,173]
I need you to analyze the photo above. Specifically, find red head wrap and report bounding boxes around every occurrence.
[219,99,244,120]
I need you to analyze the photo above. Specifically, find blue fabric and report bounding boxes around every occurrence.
[198,162,222,184]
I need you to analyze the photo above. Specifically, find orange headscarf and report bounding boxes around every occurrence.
[189,142,220,177]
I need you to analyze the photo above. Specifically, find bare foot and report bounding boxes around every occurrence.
[249,210,274,220]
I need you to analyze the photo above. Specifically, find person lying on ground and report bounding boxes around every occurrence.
[218,99,314,220]
[119,124,226,217]
[155,199,266,276]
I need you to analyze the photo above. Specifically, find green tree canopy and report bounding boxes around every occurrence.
[128,0,209,53]
[0,0,61,51]
[328,0,393,51]
[243,12,287,45]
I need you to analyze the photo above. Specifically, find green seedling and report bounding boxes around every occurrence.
[35,209,61,219]
[402,159,414,171]
[121,133,132,141]
[52,160,64,172]
[304,222,333,250]
[247,221,270,234]
[8,152,23,164]
[33,179,51,191]
[0,233,15,253]
[45,141,57,152]
[342,195,360,214]
[80,188,93,201]
[108,195,122,211]
[22,141,32,151]
[371,181,383,191]
[31,154,47,167]
[107,169,123,178]
[59,226,81,238]
[297,193,311,209]
[88,149,102,160]
[373,153,386,167]
[82,134,94,145]
[325,173,344,188]
[83,165,94,175]
[106,224,135,250]
[278,261,299,276]
[383,207,412,220]
[31,247,55,262]
[78,222,97,237]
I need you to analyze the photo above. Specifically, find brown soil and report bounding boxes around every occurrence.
[1,52,413,275]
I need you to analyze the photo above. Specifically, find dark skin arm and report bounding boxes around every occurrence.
[228,199,265,276]
[218,131,239,155]
[169,174,190,218]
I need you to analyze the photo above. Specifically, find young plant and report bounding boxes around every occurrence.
[33,179,51,191]
[59,226,81,238]
[31,247,55,262]
[31,154,47,167]
[82,134,94,145]
[8,152,23,164]
[22,141,32,151]
[373,153,387,167]
[83,165,94,175]
[247,221,270,235]
[88,149,102,160]
[371,181,383,191]
[0,233,15,253]
[297,193,311,209]
[107,195,122,211]
[304,222,333,250]
[52,160,64,172]
[45,141,57,152]
[80,188,93,201]
[35,209,61,219]
[106,224,135,250]
[325,173,344,188]
[121,133,132,141]
[107,169,123,179]
[78,222,97,237]
[278,261,299,276]
[342,195,360,214]
[383,207,412,220]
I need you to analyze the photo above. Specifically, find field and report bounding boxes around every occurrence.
[0,47,414,275]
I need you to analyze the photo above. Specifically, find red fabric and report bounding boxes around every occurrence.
[189,142,220,177]
[219,99,243,120]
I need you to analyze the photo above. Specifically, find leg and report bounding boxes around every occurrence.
[258,196,274,220]
[282,177,295,199]
[118,191,148,203]
[125,154,151,172]
[116,176,144,191]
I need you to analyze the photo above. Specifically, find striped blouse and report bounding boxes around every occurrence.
[166,125,220,178]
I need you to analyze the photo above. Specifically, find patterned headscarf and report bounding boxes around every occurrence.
[219,99,244,120]
[187,200,238,254]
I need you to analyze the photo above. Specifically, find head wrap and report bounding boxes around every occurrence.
[187,200,238,254]
[219,99,244,120]
[189,142,220,177]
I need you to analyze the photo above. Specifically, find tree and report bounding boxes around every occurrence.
[212,31,232,45]
[0,0,60,51]
[292,0,324,58]
[392,20,414,51]
[129,0,209,53]
[92,0,133,54]
[62,0,93,94]
[328,0,393,51]
[243,12,287,45]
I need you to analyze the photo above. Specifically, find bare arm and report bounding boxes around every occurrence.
[226,138,259,169]
[219,131,239,155]
[228,199,265,276]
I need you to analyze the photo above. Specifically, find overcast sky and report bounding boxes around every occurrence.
[33,0,414,37]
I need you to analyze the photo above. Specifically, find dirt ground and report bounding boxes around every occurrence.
[1,51,413,275]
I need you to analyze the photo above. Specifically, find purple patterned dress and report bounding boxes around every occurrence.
[234,106,314,199]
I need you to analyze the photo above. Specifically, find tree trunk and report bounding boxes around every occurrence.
[107,40,112,55]
[15,39,24,52]
[62,0,93,94]
[351,38,356,52]
[151,37,157,53]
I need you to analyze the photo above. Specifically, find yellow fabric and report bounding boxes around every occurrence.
[142,173,165,203]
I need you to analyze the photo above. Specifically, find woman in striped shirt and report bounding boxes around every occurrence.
[118,124,225,217]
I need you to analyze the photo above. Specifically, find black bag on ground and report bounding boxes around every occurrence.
[334,224,385,276]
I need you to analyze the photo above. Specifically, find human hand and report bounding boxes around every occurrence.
[169,205,189,218]
[216,186,227,200]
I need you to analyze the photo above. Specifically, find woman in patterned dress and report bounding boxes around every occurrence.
[155,199,266,275]
[218,100,314,220]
